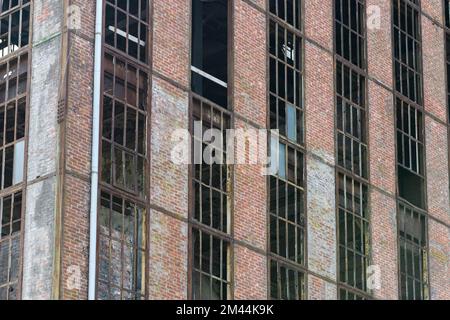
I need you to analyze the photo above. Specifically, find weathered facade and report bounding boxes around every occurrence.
[0,0,448,300]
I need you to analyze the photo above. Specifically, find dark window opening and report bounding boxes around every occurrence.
[270,260,305,300]
[191,0,228,108]
[269,0,302,30]
[192,229,230,300]
[0,0,30,60]
[105,0,149,63]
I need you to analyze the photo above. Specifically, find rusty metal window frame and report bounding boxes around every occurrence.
[336,60,368,179]
[270,259,305,300]
[269,0,302,31]
[104,0,149,64]
[0,0,31,301]
[97,0,151,301]
[96,190,147,300]
[335,0,366,69]
[333,0,371,300]
[337,173,370,292]
[101,52,148,197]
[269,19,304,146]
[392,0,429,300]
[190,94,232,300]
[397,203,428,300]
[444,1,450,122]
[392,0,423,105]
[268,0,306,301]
[0,0,30,60]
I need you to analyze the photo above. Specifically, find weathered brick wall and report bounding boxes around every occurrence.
[22,0,64,300]
[232,0,267,300]
[303,0,337,299]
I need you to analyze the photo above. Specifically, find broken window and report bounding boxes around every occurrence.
[0,0,30,59]
[191,96,231,300]
[268,0,305,300]
[398,203,428,300]
[98,2,150,300]
[97,191,147,300]
[0,191,22,300]
[105,0,149,63]
[334,0,370,300]
[191,0,228,108]
[269,20,304,145]
[101,53,147,196]
[269,0,301,30]
[396,99,425,208]
[335,0,365,68]
[336,60,367,179]
[192,229,230,300]
[392,0,422,104]
[193,97,231,234]
[337,174,369,293]
[270,260,305,300]
[0,54,27,191]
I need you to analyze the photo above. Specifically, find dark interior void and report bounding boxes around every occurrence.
[398,166,425,209]
[191,0,228,107]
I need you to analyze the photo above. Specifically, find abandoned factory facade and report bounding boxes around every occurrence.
[0,0,449,300]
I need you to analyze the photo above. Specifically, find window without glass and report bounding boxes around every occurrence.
[191,96,231,300]
[269,0,302,30]
[0,0,30,59]
[336,60,367,179]
[392,0,422,104]
[105,0,149,63]
[398,203,428,300]
[396,98,425,209]
[101,53,147,196]
[335,0,365,68]
[269,20,303,145]
[337,174,369,293]
[192,229,230,300]
[191,0,228,108]
[193,97,231,234]
[97,191,147,300]
[270,260,305,300]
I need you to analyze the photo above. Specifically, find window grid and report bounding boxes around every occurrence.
[269,20,304,146]
[337,173,369,292]
[268,2,306,299]
[0,0,30,60]
[335,0,366,69]
[192,228,230,300]
[97,191,147,300]
[392,0,422,104]
[105,0,149,64]
[0,191,21,300]
[396,98,424,177]
[334,0,371,300]
[98,0,150,301]
[190,95,232,300]
[336,61,367,179]
[392,0,429,300]
[270,259,305,300]
[269,0,302,30]
[101,52,148,197]
[398,203,428,300]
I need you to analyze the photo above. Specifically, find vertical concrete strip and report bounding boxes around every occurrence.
[22,0,64,300]
[304,0,337,298]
